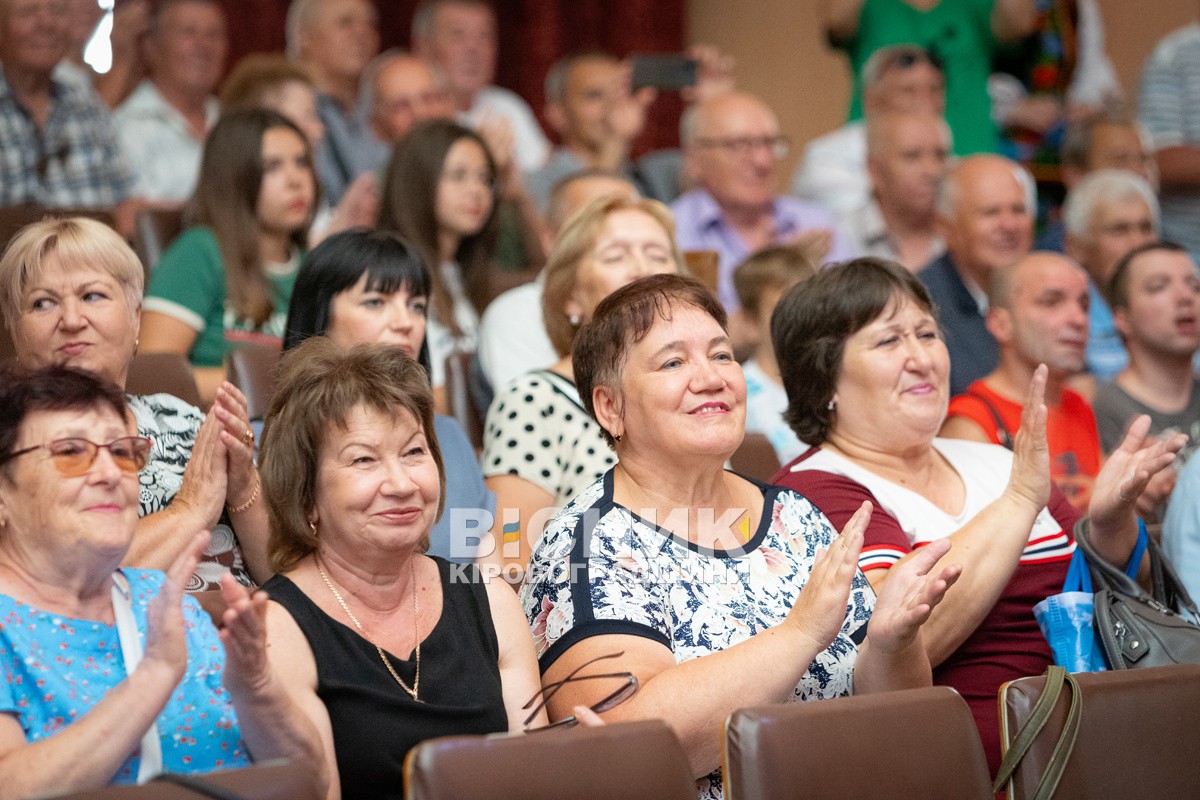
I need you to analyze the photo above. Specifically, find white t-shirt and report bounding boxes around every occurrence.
[476,276,556,390]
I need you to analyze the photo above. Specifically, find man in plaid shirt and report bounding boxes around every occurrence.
[0,0,138,235]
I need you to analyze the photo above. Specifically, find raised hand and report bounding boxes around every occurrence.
[211,382,257,507]
[865,538,961,653]
[785,502,871,653]
[217,573,273,698]
[1005,364,1051,511]
[143,531,210,680]
[1090,415,1186,532]
[172,409,228,528]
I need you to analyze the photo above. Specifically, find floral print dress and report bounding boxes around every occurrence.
[520,469,875,800]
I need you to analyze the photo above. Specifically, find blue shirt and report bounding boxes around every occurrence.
[918,252,999,395]
[670,189,854,310]
[1085,280,1128,380]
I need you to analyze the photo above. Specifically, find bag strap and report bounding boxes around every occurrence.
[111,571,163,784]
[1073,520,1152,599]
[993,666,1082,800]
[962,389,1015,450]
[1146,534,1200,619]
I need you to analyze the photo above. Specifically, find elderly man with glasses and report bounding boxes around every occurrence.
[672,91,854,312]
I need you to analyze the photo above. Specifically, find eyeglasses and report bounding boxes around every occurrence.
[694,135,790,160]
[522,651,639,731]
[1,437,152,477]
[877,47,944,75]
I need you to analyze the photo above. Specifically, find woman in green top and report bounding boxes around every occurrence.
[141,109,317,406]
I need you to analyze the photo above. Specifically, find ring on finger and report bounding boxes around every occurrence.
[243,427,255,446]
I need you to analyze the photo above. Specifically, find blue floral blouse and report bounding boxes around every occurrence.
[0,569,250,784]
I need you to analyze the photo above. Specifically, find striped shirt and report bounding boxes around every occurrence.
[1138,23,1200,261]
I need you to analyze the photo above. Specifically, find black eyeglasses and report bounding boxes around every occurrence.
[0,437,152,477]
[522,651,639,731]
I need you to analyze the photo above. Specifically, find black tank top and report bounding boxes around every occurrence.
[262,558,508,800]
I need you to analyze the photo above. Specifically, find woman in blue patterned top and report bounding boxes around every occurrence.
[520,274,962,800]
[0,366,323,795]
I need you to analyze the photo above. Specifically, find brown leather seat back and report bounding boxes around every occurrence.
[125,352,201,408]
[49,760,321,799]
[227,342,281,420]
[724,686,993,800]
[999,664,1200,800]
[729,432,781,482]
[404,719,695,800]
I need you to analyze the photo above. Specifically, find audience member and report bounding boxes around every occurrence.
[477,169,637,392]
[771,257,1181,773]
[1036,113,1157,252]
[823,0,1036,155]
[258,340,589,799]
[1097,242,1200,461]
[481,195,682,581]
[1061,169,1160,380]
[1139,17,1200,263]
[220,53,379,244]
[840,110,950,271]
[114,0,226,204]
[57,0,149,108]
[673,91,853,311]
[792,44,945,214]
[281,229,493,564]
[0,216,270,588]
[919,154,1035,394]
[522,273,958,800]
[377,119,498,409]
[733,245,817,465]
[412,0,549,171]
[1163,449,1200,601]
[363,48,450,143]
[941,253,1101,511]
[0,0,136,234]
[286,0,385,203]
[0,367,324,794]
[525,53,656,212]
[141,109,317,406]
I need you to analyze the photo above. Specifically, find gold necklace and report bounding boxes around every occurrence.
[316,555,421,702]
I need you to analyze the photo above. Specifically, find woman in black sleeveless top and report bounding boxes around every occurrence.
[255,340,558,799]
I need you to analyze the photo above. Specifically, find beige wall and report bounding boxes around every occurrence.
[687,0,1198,187]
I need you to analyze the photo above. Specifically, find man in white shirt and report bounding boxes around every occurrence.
[114,0,225,204]
[411,0,549,172]
[791,44,944,215]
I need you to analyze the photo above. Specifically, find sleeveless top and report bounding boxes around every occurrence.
[262,558,508,800]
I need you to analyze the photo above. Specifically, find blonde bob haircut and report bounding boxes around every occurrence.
[541,195,684,357]
[259,337,446,572]
[0,217,143,333]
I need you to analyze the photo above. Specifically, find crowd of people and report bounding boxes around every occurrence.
[1,0,1199,798]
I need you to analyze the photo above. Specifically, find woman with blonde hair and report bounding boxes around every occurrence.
[481,194,683,579]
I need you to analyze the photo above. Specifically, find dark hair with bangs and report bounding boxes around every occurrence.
[771,257,936,445]
[260,338,445,572]
[573,274,727,447]
[282,229,433,374]
[0,366,128,479]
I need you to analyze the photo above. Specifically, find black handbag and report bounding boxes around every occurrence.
[1074,520,1200,669]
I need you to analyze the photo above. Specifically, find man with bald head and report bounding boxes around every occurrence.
[840,110,950,271]
[919,154,1035,393]
[0,0,136,231]
[672,91,853,311]
[942,252,1101,509]
[364,49,450,144]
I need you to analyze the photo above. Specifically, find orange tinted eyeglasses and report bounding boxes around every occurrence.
[2,437,152,477]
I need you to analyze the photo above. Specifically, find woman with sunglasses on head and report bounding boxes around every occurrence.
[0,366,323,796]
[521,274,960,800]
[256,339,600,800]
[378,119,499,413]
[0,217,269,589]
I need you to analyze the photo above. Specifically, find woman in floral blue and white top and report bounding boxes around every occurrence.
[520,274,962,800]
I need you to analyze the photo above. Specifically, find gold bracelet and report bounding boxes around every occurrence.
[229,475,260,513]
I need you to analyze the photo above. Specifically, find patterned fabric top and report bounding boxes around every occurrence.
[519,469,874,800]
[0,65,133,207]
[129,393,252,590]
[0,569,249,784]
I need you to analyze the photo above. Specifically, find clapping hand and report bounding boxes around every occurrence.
[785,502,871,653]
[865,538,960,654]
[1090,415,1187,533]
[1005,364,1051,512]
[217,574,273,698]
[143,531,210,680]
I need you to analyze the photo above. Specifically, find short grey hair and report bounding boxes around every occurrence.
[861,44,941,92]
[936,158,1037,220]
[1062,169,1160,242]
[285,0,321,61]
[357,49,447,117]
[411,0,490,43]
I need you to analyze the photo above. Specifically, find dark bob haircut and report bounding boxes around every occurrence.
[771,257,936,446]
[0,365,128,478]
[574,273,727,447]
[282,228,433,374]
